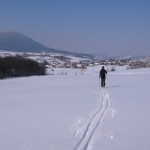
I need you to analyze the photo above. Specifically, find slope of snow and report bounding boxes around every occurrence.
[0,66,150,150]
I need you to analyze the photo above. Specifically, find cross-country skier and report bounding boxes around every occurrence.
[99,66,107,87]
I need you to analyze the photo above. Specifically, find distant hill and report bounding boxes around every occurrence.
[0,32,94,58]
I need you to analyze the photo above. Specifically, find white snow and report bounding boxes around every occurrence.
[0,66,150,150]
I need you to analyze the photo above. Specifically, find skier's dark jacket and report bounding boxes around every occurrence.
[99,68,107,79]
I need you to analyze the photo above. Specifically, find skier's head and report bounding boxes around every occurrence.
[102,66,104,69]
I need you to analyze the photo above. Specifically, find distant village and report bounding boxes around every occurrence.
[0,51,150,70]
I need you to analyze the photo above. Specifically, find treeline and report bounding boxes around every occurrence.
[0,56,45,79]
[127,61,150,69]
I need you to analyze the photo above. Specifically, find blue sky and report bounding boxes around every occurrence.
[0,0,150,56]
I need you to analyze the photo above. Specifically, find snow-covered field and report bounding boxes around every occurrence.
[0,66,150,150]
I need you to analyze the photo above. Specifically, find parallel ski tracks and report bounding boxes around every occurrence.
[73,88,109,150]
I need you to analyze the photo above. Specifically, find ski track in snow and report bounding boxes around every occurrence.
[73,88,109,150]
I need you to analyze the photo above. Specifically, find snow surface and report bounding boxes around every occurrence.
[0,66,150,150]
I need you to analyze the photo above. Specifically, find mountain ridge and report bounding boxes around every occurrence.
[0,32,94,58]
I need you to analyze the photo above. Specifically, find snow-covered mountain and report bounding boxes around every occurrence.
[0,32,94,58]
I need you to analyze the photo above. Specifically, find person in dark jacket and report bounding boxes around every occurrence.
[99,66,107,87]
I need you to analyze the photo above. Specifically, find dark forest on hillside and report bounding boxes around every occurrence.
[0,56,45,79]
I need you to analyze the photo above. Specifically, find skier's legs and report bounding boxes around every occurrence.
[101,78,105,87]
[103,79,105,87]
[101,78,106,87]
[101,79,103,87]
